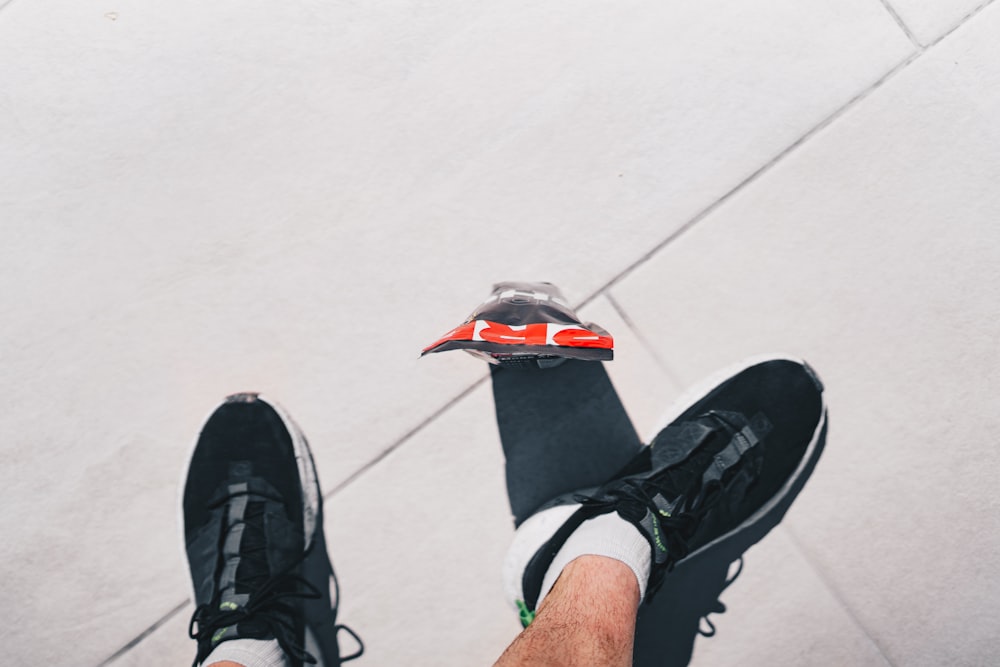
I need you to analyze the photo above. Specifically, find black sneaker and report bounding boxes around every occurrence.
[181,393,363,666]
[502,356,827,625]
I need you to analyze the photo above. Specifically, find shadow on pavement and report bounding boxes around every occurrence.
[491,359,828,667]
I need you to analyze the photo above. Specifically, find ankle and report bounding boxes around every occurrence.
[494,556,638,667]
[541,554,640,617]
[537,555,639,648]
[535,511,651,609]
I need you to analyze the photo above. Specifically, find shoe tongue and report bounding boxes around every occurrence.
[649,416,737,506]
[217,462,280,604]
[650,421,717,469]
[235,500,270,595]
[207,463,304,650]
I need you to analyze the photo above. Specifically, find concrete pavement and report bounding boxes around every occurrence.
[2,1,998,664]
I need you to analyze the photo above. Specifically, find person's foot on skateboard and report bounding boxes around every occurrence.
[502,356,827,627]
[181,393,362,667]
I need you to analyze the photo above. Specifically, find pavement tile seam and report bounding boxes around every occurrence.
[605,290,686,390]
[321,373,489,500]
[782,523,896,667]
[924,0,997,48]
[574,50,919,315]
[877,0,923,48]
[97,601,189,667]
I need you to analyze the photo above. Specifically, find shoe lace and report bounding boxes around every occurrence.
[698,556,743,637]
[326,553,366,663]
[579,411,749,599]
[188,487,322,666]
[590,479,727,600]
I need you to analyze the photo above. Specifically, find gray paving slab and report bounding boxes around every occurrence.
[612,6,1000,664]
[0,0,926,664]
[887,0,991,45]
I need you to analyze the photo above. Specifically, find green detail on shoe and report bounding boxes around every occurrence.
[651,514,667,552]
[658,508,672,518]
[212,626,232,644]
[516,599,536,628]
[219,601,238,611]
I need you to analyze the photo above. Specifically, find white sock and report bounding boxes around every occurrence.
[203,638,289,667]
[537,511,652,607]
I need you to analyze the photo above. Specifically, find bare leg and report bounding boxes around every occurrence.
[493,555,640,667]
